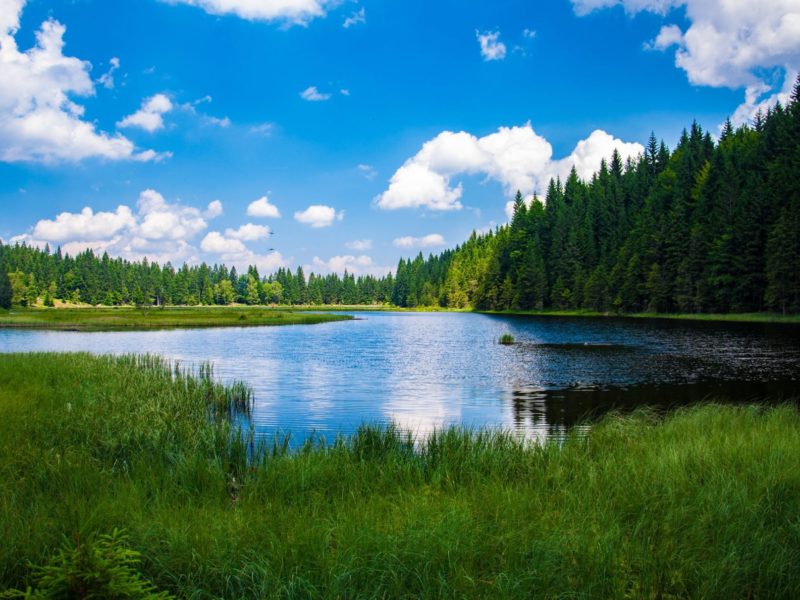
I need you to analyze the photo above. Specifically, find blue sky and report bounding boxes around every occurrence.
[1,0,798,275]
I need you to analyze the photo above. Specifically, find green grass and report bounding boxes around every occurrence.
[270,304,471,313]
[0,306,353,331]
[271,304,799,322]
[267,305,799,323]
[2,305,794,330]
[1,353,799,598]
[481,308,800,324]
[498,333,515,345]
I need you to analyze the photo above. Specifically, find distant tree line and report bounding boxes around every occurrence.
[0,247,394,308]
[1,77,798,313]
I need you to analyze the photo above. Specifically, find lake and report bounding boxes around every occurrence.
[1,312,799,443]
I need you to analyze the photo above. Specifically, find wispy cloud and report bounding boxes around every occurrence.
[300,86,332,101]
[357,164,377,180]
[343,7,366,28]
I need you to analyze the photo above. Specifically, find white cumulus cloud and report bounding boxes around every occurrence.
[294,204,344,228]
[136,189,209,241]
[0,3,161,163]
[552,129,644,181]
[241,250,288,273]
[8,190,286,271]
[163,0,330,25]
[205,200,223,218]
[10,189,226,266]
[246,196,282,218]
[201,231,247,254]
[573,0,800,124]
[648,23,683,50]
[201,230,288,272]
[393,234,447,249]
[225,223,271,241]
[376,124,643,211]
[377,162,465,211]
[0,0,25,32]
[309,254,391,276]
[118,94,173,132]
[29,206,136,243]
[477,30,507,61]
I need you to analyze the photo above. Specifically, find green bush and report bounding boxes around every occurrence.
[498,332,515,345]
[1,530,171,599]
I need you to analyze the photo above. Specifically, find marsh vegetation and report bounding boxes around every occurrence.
[498,332,516,344]
[1,353,798,598]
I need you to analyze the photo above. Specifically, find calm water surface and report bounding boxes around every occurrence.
[1,312,799,442]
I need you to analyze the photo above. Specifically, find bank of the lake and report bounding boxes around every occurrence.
[1,353,798,599]
[480,308,800,324]
[0,306,352,331]
[248,304,800,322]
[2,305,797,331]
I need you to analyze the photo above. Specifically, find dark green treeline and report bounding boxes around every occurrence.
[394,78,800,314]
[0,246,394,308]
[1,79,799,313]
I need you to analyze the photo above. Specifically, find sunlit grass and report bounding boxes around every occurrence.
[1,353,798,598]
[0,306,353,331]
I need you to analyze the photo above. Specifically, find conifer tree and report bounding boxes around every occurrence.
[0,266,11,309]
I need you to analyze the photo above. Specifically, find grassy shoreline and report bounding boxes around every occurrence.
[1,352,798,598]
[479,308,800,324]
[266,303,799,323]
[0,306,353,331]
[3,304,797,330]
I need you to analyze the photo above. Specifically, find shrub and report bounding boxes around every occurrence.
[1,530,171,600]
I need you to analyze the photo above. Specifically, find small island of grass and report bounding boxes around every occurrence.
[498,332,516,345]
[0,306,353,331]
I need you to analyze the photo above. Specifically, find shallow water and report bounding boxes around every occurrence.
[1,312,798,443]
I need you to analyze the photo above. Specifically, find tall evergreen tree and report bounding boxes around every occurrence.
[0,265,11,309]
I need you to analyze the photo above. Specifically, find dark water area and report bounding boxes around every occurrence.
[1,312,798,443]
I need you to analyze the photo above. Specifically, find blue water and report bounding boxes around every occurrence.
[1,312,799,442]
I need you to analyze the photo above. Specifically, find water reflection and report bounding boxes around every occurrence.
[0,312,798,445]
[506,379,798,443]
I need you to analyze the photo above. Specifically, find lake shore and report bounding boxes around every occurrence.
[2,304,797,331]
[301,305,800,323]
[478,308,800,324]
[0,306,353,331]
[1,352,797,598]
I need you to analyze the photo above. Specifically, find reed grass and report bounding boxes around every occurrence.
[498,333,515,345]
[1,353,798,598]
